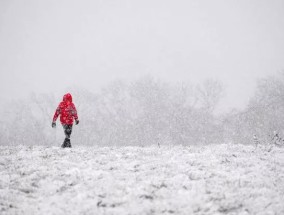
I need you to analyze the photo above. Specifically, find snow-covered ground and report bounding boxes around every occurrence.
[0,144,283,215]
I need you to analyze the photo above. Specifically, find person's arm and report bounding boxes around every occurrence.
[52,104,61,127]
[71,103,79,124]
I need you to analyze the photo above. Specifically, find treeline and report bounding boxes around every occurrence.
[224,72,284,145]
[0,73,283,146]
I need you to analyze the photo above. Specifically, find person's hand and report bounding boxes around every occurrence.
[52,122,56,128]
[75,119,79,125]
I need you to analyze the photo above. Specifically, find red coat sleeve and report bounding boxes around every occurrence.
[53,104,61,122]
[71,103,78,120]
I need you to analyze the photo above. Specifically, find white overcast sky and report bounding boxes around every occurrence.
[0,0,283,111]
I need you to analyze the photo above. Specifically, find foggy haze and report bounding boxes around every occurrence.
[0,0,284,112]
[1,2,284,213]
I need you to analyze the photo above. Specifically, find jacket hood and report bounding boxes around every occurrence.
[63,93,72,103]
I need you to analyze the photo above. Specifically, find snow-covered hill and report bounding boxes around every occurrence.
[0,144,283,215]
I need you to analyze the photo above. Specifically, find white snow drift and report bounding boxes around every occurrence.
[0,144,283,215]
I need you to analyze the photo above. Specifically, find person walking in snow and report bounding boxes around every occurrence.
[52,93,79,148]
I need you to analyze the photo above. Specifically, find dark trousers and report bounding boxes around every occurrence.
[61,124,73,148]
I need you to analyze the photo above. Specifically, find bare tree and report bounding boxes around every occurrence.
[196,79,224,113]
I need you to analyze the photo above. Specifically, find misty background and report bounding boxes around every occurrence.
[0,0,284,146]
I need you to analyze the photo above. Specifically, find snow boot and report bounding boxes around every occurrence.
[61,138,69,148]
[66,138,72,148]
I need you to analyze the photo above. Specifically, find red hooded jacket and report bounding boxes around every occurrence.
[53,93,78,125]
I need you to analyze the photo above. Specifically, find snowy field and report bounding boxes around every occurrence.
[0,144,283,215]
